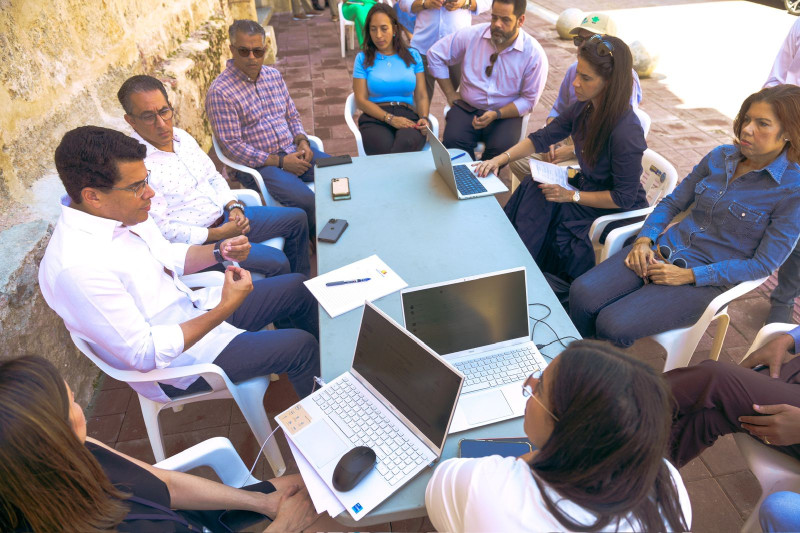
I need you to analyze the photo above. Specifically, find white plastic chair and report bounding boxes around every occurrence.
[155,436,262,487]
[443,104,530,156]
[652,276,769,372]
[339,2,355,57]
[589,148,678,263]
[733,322,800,532]
[212,135,321,207]
[344,92,439,157]
[71,333,286,476]
[634,107,651,138]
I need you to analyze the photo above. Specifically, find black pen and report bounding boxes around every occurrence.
[326,278,371,287]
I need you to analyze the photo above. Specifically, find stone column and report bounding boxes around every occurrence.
[229,0,258,20]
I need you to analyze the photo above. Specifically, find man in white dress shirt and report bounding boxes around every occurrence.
[118,75,309,278]
[39,126,320,402]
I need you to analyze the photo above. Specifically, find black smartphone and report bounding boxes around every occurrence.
[458,438,533,458]
[316,155,353,168]
[318,218,349,243]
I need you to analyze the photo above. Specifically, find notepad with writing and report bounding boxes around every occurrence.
[304,255,407,318]
[528,159,577,191]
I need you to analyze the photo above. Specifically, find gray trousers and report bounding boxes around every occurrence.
[771,241,800,309]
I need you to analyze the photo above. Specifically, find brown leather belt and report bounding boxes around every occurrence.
[379,102,414,111]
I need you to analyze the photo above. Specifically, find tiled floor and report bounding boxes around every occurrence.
[86,8,799,533]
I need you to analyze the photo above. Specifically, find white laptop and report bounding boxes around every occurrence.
[400,267,548,433]
[426,127,508,200]
[276,301,464,521]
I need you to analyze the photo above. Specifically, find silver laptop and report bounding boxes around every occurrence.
[276,301,464,521]
[426,127,508,199]
[401,267,547,433]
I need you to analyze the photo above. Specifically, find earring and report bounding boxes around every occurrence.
[785,138,790,142]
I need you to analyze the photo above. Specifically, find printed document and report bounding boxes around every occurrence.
[528,159,577,191]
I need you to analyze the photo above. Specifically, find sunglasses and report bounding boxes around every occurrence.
[485,52,499,77]
[585,34,614,58]
[235,46,266,58]
[658,244,688,269]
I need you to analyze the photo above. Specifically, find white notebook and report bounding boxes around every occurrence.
[304,255,407,318]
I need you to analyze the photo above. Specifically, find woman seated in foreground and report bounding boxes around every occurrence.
[0,356,329,532]
[476,34,648,285]
[425,340,692,532]
[569,85,800,347]
[353,3,430,156]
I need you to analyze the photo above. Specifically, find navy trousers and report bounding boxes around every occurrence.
[770,241,800,317]
[162,273,320,399]
[569,245,725,347]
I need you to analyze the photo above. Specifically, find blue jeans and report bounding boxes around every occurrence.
[760,491,800,533]
[569,245,725,347]
[224,205,310,277]
[162,273,320,399]
[251,147,330,236]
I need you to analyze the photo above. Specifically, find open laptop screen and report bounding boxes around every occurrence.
[402,269,529,356]
[353,304,462,448]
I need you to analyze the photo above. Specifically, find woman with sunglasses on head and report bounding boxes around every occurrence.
[476,35,648,289]
[0,355,338,532]
[570,85,800,348]
[353,3,430,155]
[425,340,692,532]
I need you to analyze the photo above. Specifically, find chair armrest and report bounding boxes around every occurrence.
[699,277,768,324]
[114,363,234,391]
[429,114,440,139]
[154,437,260,487]
[589,206,654,246]
[745,323,798,356]
[599,221,645,263]
[307,135,324,152]
[233,189,264,207]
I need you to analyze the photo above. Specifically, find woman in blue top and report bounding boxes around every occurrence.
[353,3,430,155]
[570,85,800,347]
[476,35,648,286]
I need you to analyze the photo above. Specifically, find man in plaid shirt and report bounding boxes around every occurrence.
[206,20,329,236]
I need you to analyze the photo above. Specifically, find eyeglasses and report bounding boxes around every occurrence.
[133,107,173,125]
[107,171,151,198]
[235,46,266,58]
[658,244,688,269]
[572,35,586,47]
[522,370,559,422]
[585,34,614,58]
[485,52,499,77]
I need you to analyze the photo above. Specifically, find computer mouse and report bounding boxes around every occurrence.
[332,446,377,492]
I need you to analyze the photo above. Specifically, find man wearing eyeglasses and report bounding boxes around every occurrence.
[207,20,329,237]
[39,126,320,404]
[426,0,547,162]
[118,75,310,279]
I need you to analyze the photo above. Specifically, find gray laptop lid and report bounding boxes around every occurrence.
[426,127,461,196]
[352,302,463,452]
[401,268,529,357]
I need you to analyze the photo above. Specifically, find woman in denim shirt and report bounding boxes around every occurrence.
[570,85,800,347]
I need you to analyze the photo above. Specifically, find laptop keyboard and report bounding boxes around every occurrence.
[453,346,542,394]
[312,376,427,486]
[453,165,487,196]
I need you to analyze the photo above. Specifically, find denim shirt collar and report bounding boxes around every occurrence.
[722,144,790,184]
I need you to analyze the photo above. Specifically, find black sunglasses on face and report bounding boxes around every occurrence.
[235,46,266,58]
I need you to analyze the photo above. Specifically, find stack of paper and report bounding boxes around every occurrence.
[304,255,407,318]
[528,159,577,191]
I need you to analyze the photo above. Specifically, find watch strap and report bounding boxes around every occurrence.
[213,240,225,263]
[225,201,245,213]
[278,153,285,170]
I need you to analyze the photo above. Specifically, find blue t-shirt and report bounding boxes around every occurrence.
[353,48,424,106]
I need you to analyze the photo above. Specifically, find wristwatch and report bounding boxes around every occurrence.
[213,240,225,263]
[572,190,581,203]
[225,201,245,213]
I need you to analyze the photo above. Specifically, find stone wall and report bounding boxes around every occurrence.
[0,0,251,405]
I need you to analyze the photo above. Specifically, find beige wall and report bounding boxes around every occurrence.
[0,0,262,405]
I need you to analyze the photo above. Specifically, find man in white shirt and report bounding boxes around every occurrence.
[118,75,310,278]
[764,19,800,324]
[39,126,320,402]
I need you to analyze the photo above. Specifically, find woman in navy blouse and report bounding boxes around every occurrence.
[352,3,430,155]
[476,35,647,285]
[570,85,800,347]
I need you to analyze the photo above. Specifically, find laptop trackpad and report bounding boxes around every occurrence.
[293,420,349,469]
[462,390,513,425]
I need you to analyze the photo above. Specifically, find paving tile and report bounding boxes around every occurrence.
[716,470,762,520]
[684,478,743,533]
[679,457,712,483]
[158,398,234,435]
[87,413,124,444]
[87,386,133,417]
[699,434,749,476]
[99,375,130,391]
[115,437,157,464]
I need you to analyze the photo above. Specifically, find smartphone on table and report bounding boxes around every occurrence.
[331,177,351,200]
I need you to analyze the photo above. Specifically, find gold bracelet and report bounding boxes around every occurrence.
[504,151,511,164]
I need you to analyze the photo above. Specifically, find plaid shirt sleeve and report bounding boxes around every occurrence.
[280,76,306,139]
[206,85,271,168]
